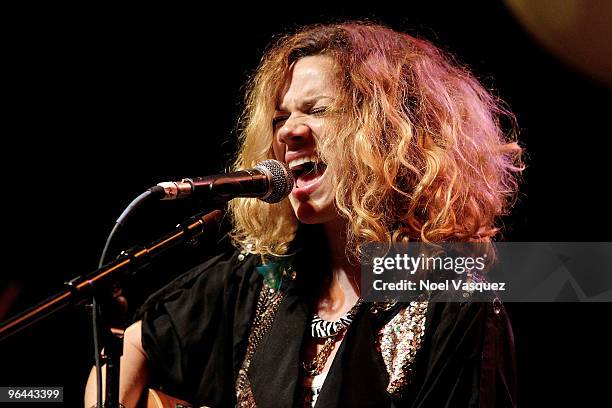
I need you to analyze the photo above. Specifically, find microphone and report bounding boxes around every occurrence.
[154,159,294,203]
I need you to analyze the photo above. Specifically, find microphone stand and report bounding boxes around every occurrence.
[0,209,222,407]
[96,283,130,408]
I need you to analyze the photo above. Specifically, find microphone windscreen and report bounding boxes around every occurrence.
[256,160,294,203]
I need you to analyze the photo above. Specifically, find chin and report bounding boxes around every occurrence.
[290,199,337,225]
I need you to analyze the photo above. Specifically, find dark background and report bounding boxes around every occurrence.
[1,2,611,406]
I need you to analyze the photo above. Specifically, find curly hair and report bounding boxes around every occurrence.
[229,22,523,259]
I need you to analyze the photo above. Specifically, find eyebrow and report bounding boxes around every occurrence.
[276,95,334,112]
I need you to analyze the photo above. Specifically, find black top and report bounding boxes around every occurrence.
[135,244,517,407]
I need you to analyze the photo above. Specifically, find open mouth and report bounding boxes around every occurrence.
[287,155,327,189]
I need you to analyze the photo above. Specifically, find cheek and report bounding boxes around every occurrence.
[272,137,285,161]
[309,121,330,150]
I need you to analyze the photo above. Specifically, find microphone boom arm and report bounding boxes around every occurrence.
[0,209,223,342]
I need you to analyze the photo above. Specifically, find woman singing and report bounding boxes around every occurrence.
[85,21,522,407]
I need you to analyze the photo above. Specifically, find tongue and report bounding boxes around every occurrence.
[296,166,326,188]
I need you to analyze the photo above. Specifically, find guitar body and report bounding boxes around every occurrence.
[145,388,199,408]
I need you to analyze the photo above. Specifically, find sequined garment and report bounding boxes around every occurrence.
[235,253,293,407]
[377,300,429,398]
[235,285,285,406]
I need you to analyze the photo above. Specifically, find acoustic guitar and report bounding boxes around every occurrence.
[144,388,210,408]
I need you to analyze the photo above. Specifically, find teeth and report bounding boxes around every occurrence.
[288,155,320,170]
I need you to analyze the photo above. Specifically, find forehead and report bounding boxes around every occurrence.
[277,55,338,109]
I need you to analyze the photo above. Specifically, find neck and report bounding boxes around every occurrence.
[316,218,361,318]
[323,218,350,269]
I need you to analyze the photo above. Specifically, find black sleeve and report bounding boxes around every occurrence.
[133,249,261,407]
[407,300,517,408]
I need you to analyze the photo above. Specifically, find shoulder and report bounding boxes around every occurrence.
[412,298,516,406]
[422,275,513,347]
[422,296,512,351]
[135,246,260,319]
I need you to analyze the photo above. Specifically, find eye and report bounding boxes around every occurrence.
[310,106,328,116]
[272,115,289,129]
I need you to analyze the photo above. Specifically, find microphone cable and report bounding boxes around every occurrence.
[92,185,164,408]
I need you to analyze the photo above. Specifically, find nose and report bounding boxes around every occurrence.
[276,115,314,151]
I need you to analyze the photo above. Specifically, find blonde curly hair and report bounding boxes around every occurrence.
[229,22,523,259]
